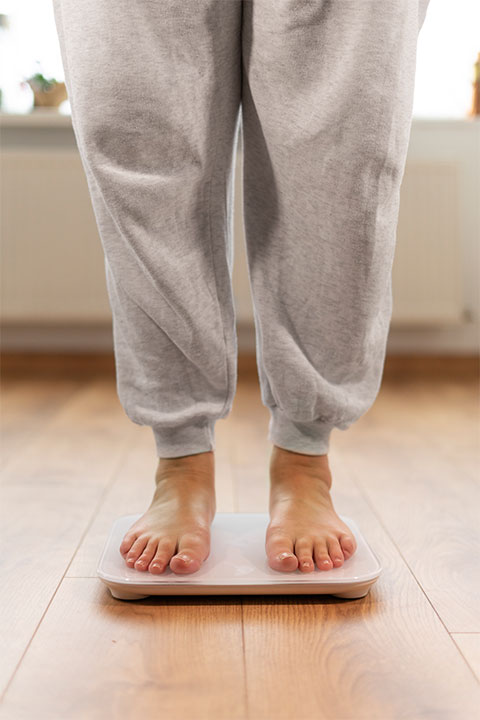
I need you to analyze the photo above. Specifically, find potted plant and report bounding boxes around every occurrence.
[23,71,67,108]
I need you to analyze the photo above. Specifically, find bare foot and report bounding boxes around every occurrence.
[266,445,357,573]
[119,450,216,575]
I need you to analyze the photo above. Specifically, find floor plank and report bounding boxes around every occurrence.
[65,423,156,578]
[227,372,480,718]
[0,379,135,694]
[241,458,480,720]
[452,634,480,683]
[0,579,246,720]
[230,379,271,513]
[336,380,480,633]
[0,378,82,468]
[1,358,478,720]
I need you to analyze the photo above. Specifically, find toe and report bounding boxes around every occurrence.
[327,537,345,567]
[294,537,315,573]
[148,539,177,574]
[134,539,158,571]
[170,530,209,574]
[313,541,333,571]
[119,532,137,557]
[125,536,148,568]
[265,529,298,572]
[339,533,357,559]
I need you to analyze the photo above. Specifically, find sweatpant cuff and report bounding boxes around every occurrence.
[268,407,333,455]
[152,419,216,458]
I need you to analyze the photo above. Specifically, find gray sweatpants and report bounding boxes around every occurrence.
[52,0,430,458]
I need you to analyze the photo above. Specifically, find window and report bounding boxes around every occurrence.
[413,0,479,117]
[0,0,478,118]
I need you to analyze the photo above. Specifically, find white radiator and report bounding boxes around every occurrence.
[1,149,111,322]
[391,160,465,325]
[1,116,478,351]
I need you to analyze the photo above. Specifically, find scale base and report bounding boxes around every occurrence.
[108,585,372,601]
[97,513,382,601]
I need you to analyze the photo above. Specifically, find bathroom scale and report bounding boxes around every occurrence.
[97,513,382,600]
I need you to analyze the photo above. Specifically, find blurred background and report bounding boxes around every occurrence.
[0,0,479,357]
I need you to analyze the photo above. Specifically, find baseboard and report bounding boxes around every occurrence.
[1,350,477,381]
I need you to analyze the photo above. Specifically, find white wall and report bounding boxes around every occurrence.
[1,0,479,354]
[1,114,479,354]
[1,0,479,118]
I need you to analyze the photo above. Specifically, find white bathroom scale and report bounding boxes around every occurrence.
[97,513,381,601]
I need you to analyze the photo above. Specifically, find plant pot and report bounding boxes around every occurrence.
[28,81,67,108]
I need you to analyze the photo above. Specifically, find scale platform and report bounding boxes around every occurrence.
[97,513,381,600]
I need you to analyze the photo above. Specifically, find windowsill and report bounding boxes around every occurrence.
[412,115,480,124]
[0,109,73,127]
[1,109,479,129]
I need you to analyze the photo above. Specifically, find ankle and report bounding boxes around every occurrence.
[150,464,217,515]
[270,446,333,490]
[157,450,214,476]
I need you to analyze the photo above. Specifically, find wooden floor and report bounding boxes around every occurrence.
[1,354,479,720]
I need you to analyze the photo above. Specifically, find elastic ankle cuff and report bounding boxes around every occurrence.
[152,419,215,458]
[268,407,333,455]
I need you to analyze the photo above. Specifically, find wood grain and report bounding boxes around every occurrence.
[0,580,246,720]
[0,378,82,468]
[0,379,135,693]
[337,379,480,632]
[1,355,479,720]
[241,457,480,720]
[452,633,480,683]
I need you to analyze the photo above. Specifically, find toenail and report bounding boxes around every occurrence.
[322,560,331,565]
[301,561,311,567]
[175,554,192,564]
[277,552,294,561]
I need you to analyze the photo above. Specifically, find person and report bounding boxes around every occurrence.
[52,0,430,575]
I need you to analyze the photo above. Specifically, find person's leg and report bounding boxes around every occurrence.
[52,0,242,572]
[241,0,430,571]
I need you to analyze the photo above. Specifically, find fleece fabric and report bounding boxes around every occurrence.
[52,0,430,457]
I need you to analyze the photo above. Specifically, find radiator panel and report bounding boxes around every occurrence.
[392,161,465,325]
